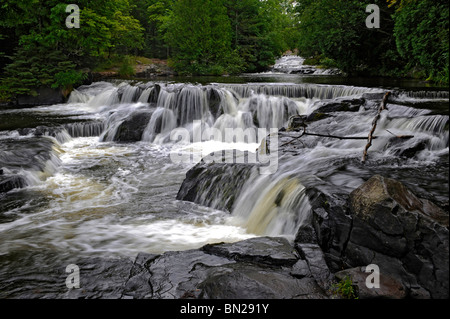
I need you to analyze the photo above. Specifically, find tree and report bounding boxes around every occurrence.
[295,0,403,75]
[163,0,241,75]
[0,0,144,98]
[392,0,449,83]
[223,0,298,72]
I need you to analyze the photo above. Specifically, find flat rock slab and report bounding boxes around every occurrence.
[123,236,329,299]
[199,263,327,299]
[201,236,299,267]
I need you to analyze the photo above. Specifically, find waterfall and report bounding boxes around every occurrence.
[175,85,210,125]
[64,122,105,138]
[142,107,177,143]
[120,85,141,103]
[231,173,312,237]
[137,87,153,103]
[89,87,120,110]
[221,83,382,99]
[392,90,450,100]
[0,135,63,186]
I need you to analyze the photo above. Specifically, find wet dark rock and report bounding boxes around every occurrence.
[362,92,387,101]
[148,84,161,104]
[385,137,427,158]
[306,98,365,123]
[16,87,65,107]
[287,115,308,131]
[123,237,330,299]
[289,67,317,75]
[201,237,298,267]
[176,162,256,212]
[121,253,159,299]
[295,175,449,299]
[303,188,353,272]
[111,110,154,142]
[290,260,311,278]
[64,257,134,299]
[335,266,407,299]
[346,175,449,298]
[296,243,333,287]
[207,87,224,118]
[0,175,27,193]
[198,263,327,299]
[0,136,58,173]
[0,251,132,299]
[312,97,365,113]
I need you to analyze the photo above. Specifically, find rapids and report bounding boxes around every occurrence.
[0,75,448,297]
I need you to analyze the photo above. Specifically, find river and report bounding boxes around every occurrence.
[0,71,448,298]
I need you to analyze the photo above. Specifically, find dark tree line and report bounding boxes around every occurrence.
[0,0,448,102]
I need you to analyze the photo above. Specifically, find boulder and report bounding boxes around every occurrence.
[198,263,326,299]
[297,175,448,299]
[347,175,449,298]
[111,110,154,142]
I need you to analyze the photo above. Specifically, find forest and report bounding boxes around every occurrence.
[0,0,448,102]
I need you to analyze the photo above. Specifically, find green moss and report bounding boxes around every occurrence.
[330,276,358,299]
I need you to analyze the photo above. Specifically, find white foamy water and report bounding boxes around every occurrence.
[0,80,448,265]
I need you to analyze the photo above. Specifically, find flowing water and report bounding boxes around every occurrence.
[0,73,448,298]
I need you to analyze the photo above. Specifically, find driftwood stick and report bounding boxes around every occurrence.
[281,128,306,146]
[280,131,379,147]
[303,132,378,140]
[362,92,391,163]
[385,129,414,139]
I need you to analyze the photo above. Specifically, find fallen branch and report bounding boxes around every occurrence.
[385,129,414,140]
[280,131,378,147]
[303,132,378,140]
[362,92,390,163]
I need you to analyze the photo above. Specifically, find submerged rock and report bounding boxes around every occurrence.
[0,175,27,193]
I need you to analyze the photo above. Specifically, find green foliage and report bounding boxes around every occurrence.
[0,0,144,98]
[162,0,239,75]
[296,0,401,75]
[118,56,136,78]
[330,276,359,299]
[393,0,449,84]
[160,0,298,75]
[52,70,88,91]
[295,0,448,84]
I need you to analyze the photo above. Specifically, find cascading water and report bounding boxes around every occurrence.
[0,77,448,298]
